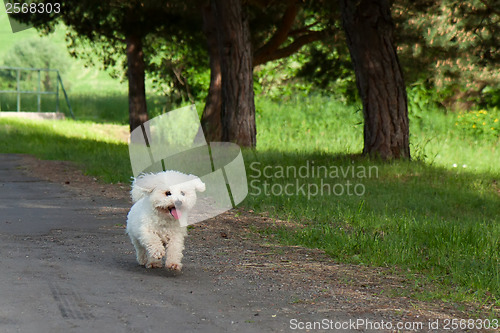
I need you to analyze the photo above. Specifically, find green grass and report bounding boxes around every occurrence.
[244,151,499,306]
[0,118,130,183]
[249,96,499,310]
[256,95,500,174]
[0,95,498,315]
[0,92,202,124]
[255,95,363,154]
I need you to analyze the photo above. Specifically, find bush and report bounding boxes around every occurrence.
[455,109,500,140]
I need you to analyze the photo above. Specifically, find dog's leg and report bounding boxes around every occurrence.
[165,232,185,271]
[130,237,147,266]
[142,232,165,268]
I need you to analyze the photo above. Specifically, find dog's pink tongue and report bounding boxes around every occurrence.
[170,208,181,220]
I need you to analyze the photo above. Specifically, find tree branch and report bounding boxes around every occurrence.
[288,21,321,36]
[253,30,325,66]
[478,0,500,16]
[253,1,298,66]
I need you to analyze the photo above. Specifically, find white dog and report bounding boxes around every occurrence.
[126,171,205,271]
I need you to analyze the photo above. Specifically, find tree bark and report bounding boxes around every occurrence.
[126,34,149,133]
[213,0,256,147]
[340,0,410,159]
[200,2,223,142]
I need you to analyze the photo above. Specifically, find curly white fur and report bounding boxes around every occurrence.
[126,170,205,271]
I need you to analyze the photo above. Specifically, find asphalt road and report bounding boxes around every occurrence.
[0,154,356,333]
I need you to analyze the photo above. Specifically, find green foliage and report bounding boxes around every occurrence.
[481,86,500,109]
[0,38,70,91]
[146,34,210,104]
[394,0,500,108]
[255,0,500,110]
[2,38,70,70]
[254,53,314,100]
[254,0,500,110]
[294,42,357,103]
[8,0,499,111]
[455,109,500,140]
[406,80,446,118]
[253,38,358,104]
[14,0,206,106]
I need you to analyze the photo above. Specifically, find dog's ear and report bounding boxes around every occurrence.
[131,174,156,203]
[193,178,206,193]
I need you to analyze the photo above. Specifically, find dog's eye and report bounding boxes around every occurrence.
[165,191,171,196]
[181,191,185,196]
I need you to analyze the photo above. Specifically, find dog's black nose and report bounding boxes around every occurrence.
[175,200,182,207]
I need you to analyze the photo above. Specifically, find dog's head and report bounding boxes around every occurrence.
[131,171,206,220]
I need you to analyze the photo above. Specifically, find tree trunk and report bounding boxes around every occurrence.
[200,2,223,142]
[126,34,149,133]
[340,0,410,159]
[213,0,256,147]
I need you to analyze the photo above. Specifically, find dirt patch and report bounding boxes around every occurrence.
[20,154,130,202]
[19,154,498,329]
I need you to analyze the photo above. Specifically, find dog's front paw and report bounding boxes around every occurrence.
[136,253,148,266]
[147,246,166,261]
[146,260,163,269]
[166,262,183,271]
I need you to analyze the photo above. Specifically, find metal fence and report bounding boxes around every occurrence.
[0,66,74,118]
